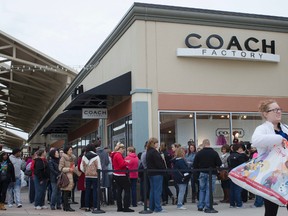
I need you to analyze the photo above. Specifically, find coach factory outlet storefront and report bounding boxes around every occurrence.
[28,3,288,156]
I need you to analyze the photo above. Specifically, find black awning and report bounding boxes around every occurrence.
[65,72,131,110]
[41,110,82,135]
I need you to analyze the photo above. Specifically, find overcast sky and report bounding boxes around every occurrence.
[1,0,288,140]
[1,0,288,72]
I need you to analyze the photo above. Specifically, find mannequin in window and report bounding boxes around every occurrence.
[233,131,239,144]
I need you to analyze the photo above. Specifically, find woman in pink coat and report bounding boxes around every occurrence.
[125,147,139,207]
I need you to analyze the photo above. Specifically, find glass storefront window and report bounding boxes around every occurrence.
[196,113,230,148]
[231,113,262,145]
[159,111,287,149]
[107,115,133,150]
[160,112,195,147]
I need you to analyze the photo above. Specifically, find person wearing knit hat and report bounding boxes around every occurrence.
[0,151,15,210]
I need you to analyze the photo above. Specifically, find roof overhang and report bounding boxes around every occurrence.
[0,127,27,149]
[0,30,77,135]
[42,72,131,135]
[65,72,131,111]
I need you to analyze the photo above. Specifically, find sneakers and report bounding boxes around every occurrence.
[8,204,13,208]
[177,206,187,210]
[41,205,48,209]
[35,206,42,210]
[17,204,22,208]
[137,201,144,206]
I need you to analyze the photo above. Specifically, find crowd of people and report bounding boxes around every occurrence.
[0,99,286,216]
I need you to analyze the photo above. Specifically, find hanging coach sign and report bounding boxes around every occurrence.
[177,33,280,62]
[82,108,108,119]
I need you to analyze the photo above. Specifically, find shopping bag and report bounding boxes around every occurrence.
[229,145,288,206]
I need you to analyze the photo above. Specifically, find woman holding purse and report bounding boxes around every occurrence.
[59,146,76,212]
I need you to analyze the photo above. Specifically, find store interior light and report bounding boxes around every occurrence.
[189,114,193,118]
[168,130,172,134]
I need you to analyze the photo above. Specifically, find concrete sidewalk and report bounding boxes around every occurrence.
[0,187,286,216]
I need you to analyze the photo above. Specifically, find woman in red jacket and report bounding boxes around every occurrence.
[125,146,139,207]
[111,143,134,212]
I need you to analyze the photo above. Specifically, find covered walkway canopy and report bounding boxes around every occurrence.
[42,72,131,135]
[0,30,77,148]
[0,127,26,148]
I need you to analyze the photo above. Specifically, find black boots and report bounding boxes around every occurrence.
[63,191,75,212]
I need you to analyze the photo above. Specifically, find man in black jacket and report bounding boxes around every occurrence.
[193,139,222,213]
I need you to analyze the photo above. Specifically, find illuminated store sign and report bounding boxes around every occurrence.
[177,33,280,62]
[82,108,108,119]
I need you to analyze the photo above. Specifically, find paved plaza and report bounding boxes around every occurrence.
[0,187,287,216]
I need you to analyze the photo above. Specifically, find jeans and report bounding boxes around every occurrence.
[29,177,35,203]
[177,183,187,207]
[130,178,137,206]
[85,178,98,209]
[34,176,47,207]
[149,175,163,212]
[50,182,61,208]
[197,172,216,210]
[254,195,264,207]
[229,181,243,207]
[7,178,21,206]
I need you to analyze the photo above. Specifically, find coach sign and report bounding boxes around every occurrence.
[82,108,108,119]
[177,33,280,62]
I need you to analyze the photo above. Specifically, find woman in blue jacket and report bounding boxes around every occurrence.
[173,147,190,210]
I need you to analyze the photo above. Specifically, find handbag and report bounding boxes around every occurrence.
[218,169,229,181]
[177,170,191,183]
[57,172,69,188]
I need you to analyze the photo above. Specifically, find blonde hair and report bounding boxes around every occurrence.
[175,147,185,158]
[202,139,210,147]
[115,142,125,151]
[258,99,277,119]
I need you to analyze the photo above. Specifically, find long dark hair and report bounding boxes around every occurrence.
[187,142,196,155]
[0,152,8,162]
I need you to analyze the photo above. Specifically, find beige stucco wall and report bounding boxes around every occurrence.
[153,22,287,96]
[73,19,288,138]
[34,18,288,144]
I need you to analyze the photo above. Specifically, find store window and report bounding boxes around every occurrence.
[160,112,195,147]
[159,111,288,148]
[69,130,98,157]
[196,113,230,147]
[107,115,132,150]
